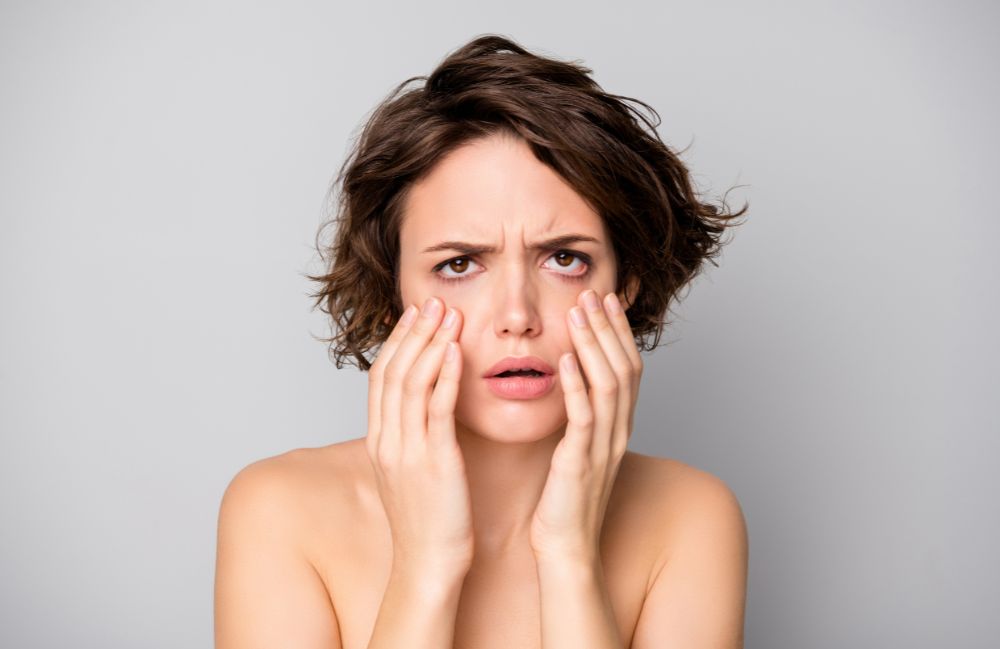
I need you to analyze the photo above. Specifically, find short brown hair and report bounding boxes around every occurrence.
[308,34,747,371]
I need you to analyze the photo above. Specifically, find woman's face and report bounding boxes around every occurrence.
[398,133,622,443]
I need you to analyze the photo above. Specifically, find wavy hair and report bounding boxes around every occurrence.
[308,34,747,370]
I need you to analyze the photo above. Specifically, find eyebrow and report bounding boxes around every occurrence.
[421,234,601,255]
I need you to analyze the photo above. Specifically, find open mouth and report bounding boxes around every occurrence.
[494,369,545,378]
[484,369,555,399]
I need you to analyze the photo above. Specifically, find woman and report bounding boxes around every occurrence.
[215,34,748,649]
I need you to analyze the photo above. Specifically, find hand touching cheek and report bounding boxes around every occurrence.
[529,289,643,565]
[366,298,475,578]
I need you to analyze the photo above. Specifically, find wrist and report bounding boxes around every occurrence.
[391,555,471,588]
[530,537,601,569]
[532,550,602,575]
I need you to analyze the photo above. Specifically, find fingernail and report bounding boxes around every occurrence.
[446,341,457,361]
[400,305,418,326]
[582,290,600,312]
[570,306,587,328]
[562,353,577,373]
[422,297,441,317]
[442,308,457,329]
[605,293,622,314]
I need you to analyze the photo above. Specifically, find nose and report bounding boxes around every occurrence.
[491,264,543,338]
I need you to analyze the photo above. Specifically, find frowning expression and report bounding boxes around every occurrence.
[398,132,622,442]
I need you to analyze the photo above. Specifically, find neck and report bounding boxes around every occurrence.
[455,421,565,558]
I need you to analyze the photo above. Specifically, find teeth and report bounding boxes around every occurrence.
[497,369,542,377]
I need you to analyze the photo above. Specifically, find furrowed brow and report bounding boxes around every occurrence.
[421,234,600,255]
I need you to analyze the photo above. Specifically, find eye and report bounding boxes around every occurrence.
[433,256,482,282]
[432,250,593,283]
[544,251,591,279]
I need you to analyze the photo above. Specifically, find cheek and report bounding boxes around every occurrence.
[546,309,573,342]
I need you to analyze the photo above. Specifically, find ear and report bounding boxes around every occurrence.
[617,275,640,311]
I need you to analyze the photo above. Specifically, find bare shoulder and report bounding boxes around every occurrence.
[616,451,747,576]
[225,437,365,481]
[620,450,746,522]
[622,451,749,649]
[219,438,370,534]
[214,439,369,649]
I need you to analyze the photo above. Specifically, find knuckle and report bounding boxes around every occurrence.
[402,372,426,395]
[383,362,405,385]
[591,318,612,333]
[376,446,398,468]
[594,378,618,397]
[399,449,424,471]
[412,314,439,336]
[427,396,452,420]
[431,321,453,340]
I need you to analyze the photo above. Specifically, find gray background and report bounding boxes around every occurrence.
[2,0,997,647]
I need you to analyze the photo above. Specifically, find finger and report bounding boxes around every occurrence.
[567,302,617,459]
[604,291,643,451]
[379,297,446,459]
[366,304,419,458]
[605,292,643,373]
[401,306,462,453]
[427,340,464,449]
[580,290,635,458]
[557,351,593,457]
[582,289,634,389]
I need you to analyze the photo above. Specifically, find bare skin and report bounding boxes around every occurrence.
[214,133,748,648]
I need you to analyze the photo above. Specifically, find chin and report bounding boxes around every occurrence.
[454,392,567,444]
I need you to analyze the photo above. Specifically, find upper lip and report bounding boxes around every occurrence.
[483,356,556,377]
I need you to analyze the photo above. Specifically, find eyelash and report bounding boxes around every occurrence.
[432,250,594,284]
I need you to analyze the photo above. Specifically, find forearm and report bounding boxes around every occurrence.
[536,556,625,649]
[366,564,467,649]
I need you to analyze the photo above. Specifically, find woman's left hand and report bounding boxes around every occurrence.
[529,289,644,565]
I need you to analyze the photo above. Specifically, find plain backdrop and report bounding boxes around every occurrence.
[2,1,997,647]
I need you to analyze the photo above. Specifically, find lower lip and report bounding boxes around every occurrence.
[484,374,555,399]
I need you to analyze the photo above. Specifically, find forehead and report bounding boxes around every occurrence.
[399,134,608,248]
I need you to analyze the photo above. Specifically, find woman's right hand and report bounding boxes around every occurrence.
[365,296,474,579]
